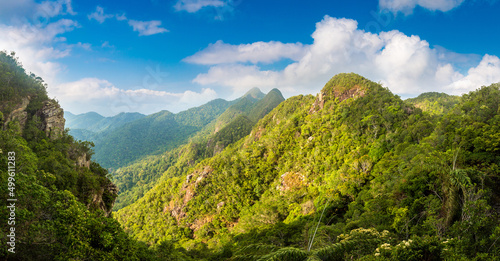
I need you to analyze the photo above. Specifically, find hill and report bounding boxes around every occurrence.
[92,99,233,169]
[111,88,285,210]
[405,92,460,116]
[0,51,156,260]
[116,73,500,260]
[65,111,146,134]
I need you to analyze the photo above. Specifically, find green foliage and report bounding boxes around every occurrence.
[91,98,233,169]
[111,89,284,210]
[116,73,500,260]
[0,53,156,260]
[406,92,460,116]
[0,52,48,106]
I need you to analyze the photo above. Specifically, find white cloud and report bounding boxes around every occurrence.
[115,13,127,21]
[189,15,500,98]
[0,18,79,85]
[0,0,75,23]
[87,6,113,23]
[128,20,168,36]
[37,0,76,18]
[86,6,169,37]
[184,40,308,65]
[445,55,500,94]
[174,0,226,13]
[51,78,218,116]
[379,0,465,14]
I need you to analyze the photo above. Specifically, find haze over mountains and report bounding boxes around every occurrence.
[65,87,285,170]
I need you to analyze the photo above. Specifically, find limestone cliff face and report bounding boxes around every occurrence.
[36,100,65,139]
[89,182,119,217]
[2,96,30,130]
[2,97,117,215]
[76,153,91,168]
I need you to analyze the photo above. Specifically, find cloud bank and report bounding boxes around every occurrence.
[52,78,217,116]
[188,16,500,97]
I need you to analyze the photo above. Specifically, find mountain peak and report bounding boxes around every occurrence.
[310,73,376,113]
[243,87,265,99]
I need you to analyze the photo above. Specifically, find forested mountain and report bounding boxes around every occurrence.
[405,92,460,116]
[3,48,500,260]
[0,51,156,260]
[92,99,234,169]
[111,88,285,210]
[116,73,500,260]
[65,111,146,140]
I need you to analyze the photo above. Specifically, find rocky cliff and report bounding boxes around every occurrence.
[1,96,30,130]
[36,100,65,139]
[1,98,65,140]
[1,97,118,216]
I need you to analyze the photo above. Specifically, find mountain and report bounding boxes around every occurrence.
[65,111,105,130]
[405,92,460,116]
[111,88,285,210]
[65,111,146,146]
[0,51,155,260]
[65,111,146,133]
[92,99,233,169]
[116,73,500,260]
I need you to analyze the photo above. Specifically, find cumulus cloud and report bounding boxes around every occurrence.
[51,78,218,116]
[174,0,226,13]
[0,18,79,85]
[445,55,500,94]
[87,6,114,23]
[189,15,500,97]
[0,0,75,23]
[128,20,168,36]
[184,40,308,65]
[379,0,465,14]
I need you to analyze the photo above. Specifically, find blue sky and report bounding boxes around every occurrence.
[1,0,500,116]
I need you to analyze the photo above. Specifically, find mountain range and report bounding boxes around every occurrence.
[2,49,500,260]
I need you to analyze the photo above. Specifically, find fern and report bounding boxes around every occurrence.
[257,247,308,261]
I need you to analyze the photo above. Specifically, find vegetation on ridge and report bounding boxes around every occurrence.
[0,51,156,260]
[111,88,285,210]
[116,73,500,260]
[3,49,500,260]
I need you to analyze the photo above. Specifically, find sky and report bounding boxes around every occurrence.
[1,0,500,116]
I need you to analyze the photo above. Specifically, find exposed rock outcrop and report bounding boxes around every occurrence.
[310,85,366,113]
[166,166,214,222]
[89,182,119,217]
[36,100,65,139]
[310,73,370,113]
[1,98,65,140]
[76,153,91,168]
[2,96,30,130]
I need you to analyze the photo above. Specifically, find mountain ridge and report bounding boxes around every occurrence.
[111,88,285,210]
[116,73,500,260]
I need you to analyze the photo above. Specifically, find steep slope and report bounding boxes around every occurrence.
[111,89,285,210]
[405,92,460,116]
[93,99,232,169]
[116,73,417,243]
[0,51,155,260]
[116,73,500,260]
[212,87,265,133]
